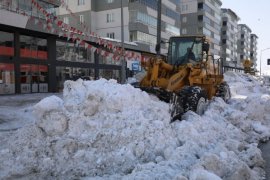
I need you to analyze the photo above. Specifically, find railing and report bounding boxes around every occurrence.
[223,66,244,73]
[0,1,52,20]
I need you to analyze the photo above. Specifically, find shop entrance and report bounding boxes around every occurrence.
[20,64,48,93]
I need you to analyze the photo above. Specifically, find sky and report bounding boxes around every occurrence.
[221,0,270,75]
[1,73,270,179]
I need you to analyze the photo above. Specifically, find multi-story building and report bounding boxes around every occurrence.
[250,33,258,70]
[180,0,222,56]
[237,24,251,66]
[58,0,181,54]
[220,8,239,67]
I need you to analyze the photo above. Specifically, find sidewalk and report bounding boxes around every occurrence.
[0,93,62,131]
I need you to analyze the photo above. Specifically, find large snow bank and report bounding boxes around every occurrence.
[0,73,270,179]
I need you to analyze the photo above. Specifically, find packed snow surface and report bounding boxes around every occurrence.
[0,72,270,179]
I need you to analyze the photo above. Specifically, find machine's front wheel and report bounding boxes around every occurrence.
[170,86,207,121]
[181,86,207,114]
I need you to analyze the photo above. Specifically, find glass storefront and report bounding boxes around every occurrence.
[56,41,94,63]
[0,63,15,94]
[20,35,48,60]
[20,64,48,93]
[0,31,14,56]
[56,66,95,91]
[99,69,120,82]
[99,54,121,65]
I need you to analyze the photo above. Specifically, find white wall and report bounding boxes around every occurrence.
[94,7,129,41]
[180,0,197,14]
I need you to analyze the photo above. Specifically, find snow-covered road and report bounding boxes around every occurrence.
[0,72,269,179]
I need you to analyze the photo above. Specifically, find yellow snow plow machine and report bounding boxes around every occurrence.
[138,35,231,121]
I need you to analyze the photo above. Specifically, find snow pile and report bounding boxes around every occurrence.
[0,73,270,179]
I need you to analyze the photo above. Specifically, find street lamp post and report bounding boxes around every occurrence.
[260,48,270,76]
[120,0,126,84]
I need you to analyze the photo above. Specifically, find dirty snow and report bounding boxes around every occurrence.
[0,72,270,179]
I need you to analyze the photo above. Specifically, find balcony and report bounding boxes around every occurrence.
[40,0,61,7]
[0,0,58,20]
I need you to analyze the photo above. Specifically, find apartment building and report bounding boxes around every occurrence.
[180,0,222,56]
[250,33,258,69]
[237,24,251,66]
[58,0,181,54]
[220,8,240,67]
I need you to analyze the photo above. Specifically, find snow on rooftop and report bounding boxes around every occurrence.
[0,73,270,179]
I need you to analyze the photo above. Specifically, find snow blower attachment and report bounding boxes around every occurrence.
[138,36,231,121]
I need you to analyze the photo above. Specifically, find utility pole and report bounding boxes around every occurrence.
[120,0,126,84]
[156,0,161,58]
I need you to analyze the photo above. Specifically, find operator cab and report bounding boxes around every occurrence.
[168,36,209,66]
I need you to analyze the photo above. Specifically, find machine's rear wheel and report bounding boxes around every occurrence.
[170,86,207,121]
[216,82,231,102]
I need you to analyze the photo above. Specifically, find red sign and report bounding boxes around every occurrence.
[0,63,14,71]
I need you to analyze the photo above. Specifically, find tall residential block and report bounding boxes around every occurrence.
[58,0,181,54]
[237,24,251,66]
[250,34,258,70]
[221,8,240,67]
[180,0,222,56]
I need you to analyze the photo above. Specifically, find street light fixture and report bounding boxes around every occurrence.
[260,48,270,76]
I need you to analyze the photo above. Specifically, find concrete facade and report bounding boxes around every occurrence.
[250,33,258,69]
[237,24,251,66]
[57,0,181,55]
[221,8,239,67]
[180,0,222,56]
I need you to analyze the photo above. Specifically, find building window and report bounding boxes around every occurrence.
[182,28,187,34]
[63,17,69,24]
[0,31,14,56]
[130,31,156,46]
[20,35,47,60]
[79,15,84,23]
[222,21,227,26]
[181,4,188,12]
[182,17,187,23]
[107,13,114,23]
[56,41,94,63]
[78,0,85,5]
[240,55,244,59]
[198,15,203,22]
[99,69,120,82]
[107,33,115,39]
[20,64,48,93]
[222,39,226,44]
[56,66,95,91]
[198,3,203,10]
